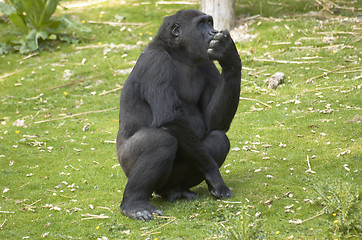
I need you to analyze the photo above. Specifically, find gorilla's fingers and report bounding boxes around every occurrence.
[135,210,153,221]
[213,32,225,40]
[153,209,164,216]
[219,29,230,37]
[207,48,214,55]
[209,39,219,48]
[210,185,233,199]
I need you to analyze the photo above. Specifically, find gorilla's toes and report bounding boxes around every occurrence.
[167,189,198,202]
[134,210,153,221]
[153,209,164,216]
[183,190,198,201]
[210,185,233,199]
[121,202,163,220]
[133,208,163,221]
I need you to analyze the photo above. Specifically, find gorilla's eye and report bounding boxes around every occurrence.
[172,24,180,37]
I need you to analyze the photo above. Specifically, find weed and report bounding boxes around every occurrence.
[312,180,361,238]
[213,204,266,239]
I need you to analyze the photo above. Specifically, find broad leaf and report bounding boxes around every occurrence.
[36,31,48,41]
[0,43,12,55]
[60,15,92,32]
[23,29,38,51]
[0,2,16,15]
[41,0,60,22]
[48,34,57,40]
[45,19,62,31]
[9,13,28,31]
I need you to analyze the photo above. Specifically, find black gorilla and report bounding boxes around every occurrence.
[116,9,241,220]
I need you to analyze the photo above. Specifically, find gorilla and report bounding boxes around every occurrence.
[116,9,241,220]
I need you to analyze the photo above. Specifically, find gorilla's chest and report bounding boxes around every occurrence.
[174,67,206,105]
[174,68,207,137]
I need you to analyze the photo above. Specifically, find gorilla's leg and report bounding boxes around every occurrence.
[156,130,230,201]
[118,128,178,220]
[203,130,230,168]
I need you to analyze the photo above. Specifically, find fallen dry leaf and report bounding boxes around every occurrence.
[264,198,273,205]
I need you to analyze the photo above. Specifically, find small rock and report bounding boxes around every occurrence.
[265,72,285,89]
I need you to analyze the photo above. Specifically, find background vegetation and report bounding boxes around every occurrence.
[0,0,361,239]
[0,0,91,54]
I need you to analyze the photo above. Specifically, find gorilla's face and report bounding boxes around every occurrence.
[159,10,218,63]
[179,12,218,62]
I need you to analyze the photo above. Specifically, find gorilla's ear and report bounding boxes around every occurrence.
[171,24,180,37]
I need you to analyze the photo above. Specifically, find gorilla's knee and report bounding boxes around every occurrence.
[203,131,230,167]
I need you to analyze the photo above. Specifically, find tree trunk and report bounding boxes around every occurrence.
[200,0,235,30]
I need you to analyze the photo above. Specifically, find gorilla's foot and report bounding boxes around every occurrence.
[209,184,233,199]
[171,189,198,202]
[121,201,163,221]
[160,188,198,202]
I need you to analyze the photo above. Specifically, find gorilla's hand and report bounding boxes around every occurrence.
[207,29,240,69]
[209,184,233,199]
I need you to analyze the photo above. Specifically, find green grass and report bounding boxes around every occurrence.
[1,0,361,239]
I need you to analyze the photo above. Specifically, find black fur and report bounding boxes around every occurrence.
[116,9,241,220]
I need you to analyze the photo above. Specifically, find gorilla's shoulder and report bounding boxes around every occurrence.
[143,44,173,62]
[134,45,174,70]
[128,45,175,84]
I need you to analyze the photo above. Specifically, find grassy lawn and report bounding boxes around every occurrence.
[0,0,361,239]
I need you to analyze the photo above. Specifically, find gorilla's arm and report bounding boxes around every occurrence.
[203,30,242,132]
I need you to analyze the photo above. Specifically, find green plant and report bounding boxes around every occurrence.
[216,206,266,239]
[0,0,91,54]
[312,180,361,238]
